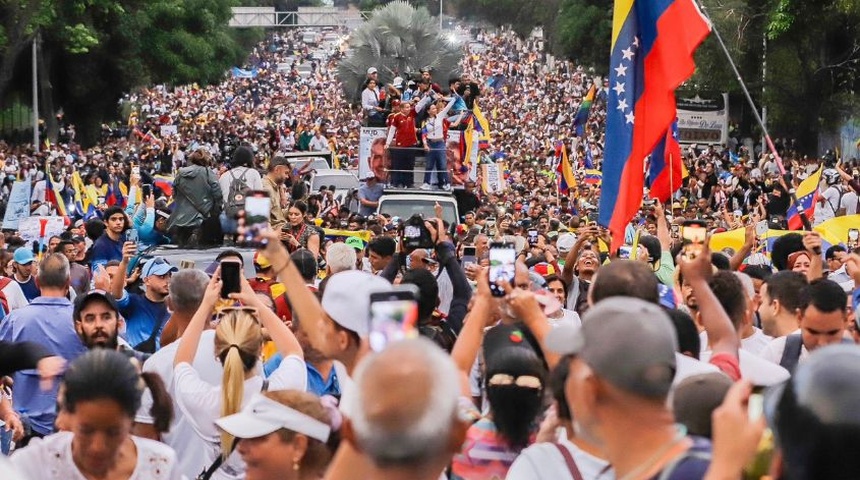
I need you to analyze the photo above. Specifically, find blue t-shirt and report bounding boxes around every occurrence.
[117,292,169,351]
[15,277,40,302]
[264,354,340,398]
[91,233,124,271]
[358,183,384,216]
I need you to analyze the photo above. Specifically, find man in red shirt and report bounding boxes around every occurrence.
[385,98,431,188]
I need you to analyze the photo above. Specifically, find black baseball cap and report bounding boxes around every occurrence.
[73,289,120,321]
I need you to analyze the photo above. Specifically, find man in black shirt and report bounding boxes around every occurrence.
[454,180,480,219]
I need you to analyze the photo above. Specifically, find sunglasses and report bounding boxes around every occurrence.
[211,306,259,327]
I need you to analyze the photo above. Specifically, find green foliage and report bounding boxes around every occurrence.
[552,0,611,74]
[1,0,263,145]
[337,1,461,101]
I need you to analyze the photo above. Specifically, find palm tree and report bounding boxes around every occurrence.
[338,1,461,102]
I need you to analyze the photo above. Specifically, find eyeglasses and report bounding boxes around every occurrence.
[211,306,259,327]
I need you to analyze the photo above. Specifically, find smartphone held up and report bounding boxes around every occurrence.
[240,190,271,248]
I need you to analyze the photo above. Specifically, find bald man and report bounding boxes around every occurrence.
[333,338,467,480]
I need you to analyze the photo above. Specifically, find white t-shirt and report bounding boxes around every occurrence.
[700,349,789,387]
[11,431,181,480]
[136,330,223,480]
[816,186,841,224]
[173,354,307,479]
[218,167,264,209]
[700,327,773,357]
[673,352,720,387]
[759,333,808,366]
[741,327,772,356]
[549,309,582,328]
[840,190,859,215]
[506,436,614,480]
[2,279,29,311]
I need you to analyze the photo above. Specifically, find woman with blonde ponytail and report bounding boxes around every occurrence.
[173,263,306,479]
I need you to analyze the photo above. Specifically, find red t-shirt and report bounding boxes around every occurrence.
[709,352,742,381]
[387,111,419,146]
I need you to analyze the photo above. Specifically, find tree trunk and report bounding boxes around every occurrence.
[37,41,58,142]
[0,0,43,108]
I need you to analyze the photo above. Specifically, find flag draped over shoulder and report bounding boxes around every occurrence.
[648,120,683,202]
[44,164,67,216]
[787,167,822,230]
[573,85,596,137]
[598,0,711,251]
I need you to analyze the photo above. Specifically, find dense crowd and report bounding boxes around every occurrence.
[0,20,859,480]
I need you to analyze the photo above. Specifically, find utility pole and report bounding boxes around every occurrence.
[761,32,767,155]
[439,0,443,31]
[32,31,40,153]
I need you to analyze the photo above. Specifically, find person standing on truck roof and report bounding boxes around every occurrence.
[358,172,384,217]
[385,96,433,189]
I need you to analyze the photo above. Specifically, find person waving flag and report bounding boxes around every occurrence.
[598,0,711,251]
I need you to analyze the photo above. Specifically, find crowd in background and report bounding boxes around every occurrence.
[0,22,858,480]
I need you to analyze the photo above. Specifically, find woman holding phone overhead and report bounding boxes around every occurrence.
[172,264,306,479]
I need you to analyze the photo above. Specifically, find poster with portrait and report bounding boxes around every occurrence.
[481,162,507,194]
[358,127,388,182]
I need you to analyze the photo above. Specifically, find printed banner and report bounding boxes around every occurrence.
[2,181,32,230]
[18,216,65,245]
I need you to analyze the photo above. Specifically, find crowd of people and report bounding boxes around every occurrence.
[0,19,859,480]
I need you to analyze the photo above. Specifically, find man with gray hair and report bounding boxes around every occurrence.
[159,269,211,346]
[333,338,467,480]
[132,267,219,479]
[0,253,85,445]
[326,242,357,275]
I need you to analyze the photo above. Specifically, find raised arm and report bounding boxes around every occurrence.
[110,241,137,299]
[680,242,740,360]
[174,272,220,367]
[231,274,303,359]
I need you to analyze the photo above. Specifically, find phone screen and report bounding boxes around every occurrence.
[142,184,152,198]
[527,229,539,245]
[368,289,419,352]
[682,222,707,259]
[126,229,139,243]
[849,228,859,241]
[242,191,271,246]
[461,246,477,267]
[489,242,516,297]
[220,261,241,299]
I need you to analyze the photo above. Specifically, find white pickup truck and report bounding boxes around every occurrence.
[376,189,460,226]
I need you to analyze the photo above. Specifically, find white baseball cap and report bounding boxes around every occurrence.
[556,233,578,254]
[321,270,393,336]
[215,393,330,442]
[367,67,378,75]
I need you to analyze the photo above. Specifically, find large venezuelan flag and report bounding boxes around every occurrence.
[787,167,822,230]
[44,164,67,216]
[598,0,710,251]
[648,120,683,202]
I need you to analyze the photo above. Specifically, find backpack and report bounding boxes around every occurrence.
[225,168,251,218]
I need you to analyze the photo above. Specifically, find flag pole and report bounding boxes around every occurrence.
[695,1,812,231]
[669,152,674,205]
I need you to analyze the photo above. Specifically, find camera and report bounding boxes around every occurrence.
[401,214,434,250]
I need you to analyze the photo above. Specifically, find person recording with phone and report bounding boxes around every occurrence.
[124,183,172,250]
[378,215,472,332]
[110,243,176,353]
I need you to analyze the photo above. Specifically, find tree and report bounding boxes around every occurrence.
[1,0,262,146]
[551,0,611,74]
[337,1,461,101]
